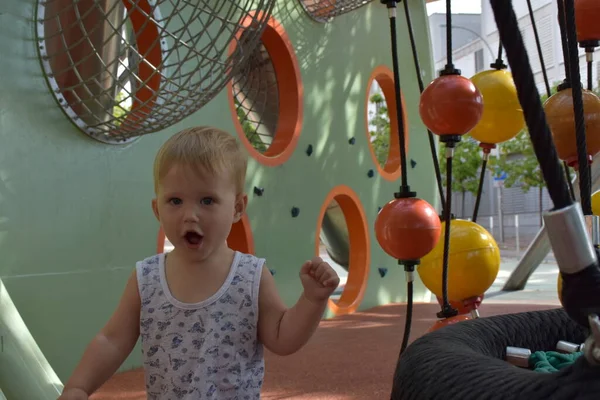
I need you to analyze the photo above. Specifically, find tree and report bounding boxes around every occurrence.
[488,80,569,225]
[439,138,483,217]
[368,92,390,167]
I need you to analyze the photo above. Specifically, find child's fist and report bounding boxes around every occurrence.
[300,256,340,303]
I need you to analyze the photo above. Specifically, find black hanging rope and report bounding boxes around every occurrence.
[526,0,575,200]
[472,153,488,223]
[382,0,418,356]
[557,0,572,87]
[588,59,594,91]
[399,277,413,354]
[489,0,573,210]
[387,8,410,193]
[562,0,592,215]
[444,0,453,70]
[401,0,445,206]
[438,154,455,318]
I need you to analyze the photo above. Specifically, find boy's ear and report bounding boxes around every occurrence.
[152,198,160,220]
[233,194,248,222]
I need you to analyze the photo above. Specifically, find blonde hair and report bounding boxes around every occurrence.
[153,126,248,194]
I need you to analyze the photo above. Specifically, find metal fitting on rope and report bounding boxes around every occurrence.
[543,203,597,274]
[556,340,585,353]
[505,346,531,368]
[586,215,600,248]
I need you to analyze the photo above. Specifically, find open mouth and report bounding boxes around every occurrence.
[184,231,203,246]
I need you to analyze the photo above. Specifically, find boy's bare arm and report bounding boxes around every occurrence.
[60,270,141,398]
[257,258,339,356]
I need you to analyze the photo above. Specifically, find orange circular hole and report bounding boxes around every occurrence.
[365,65,409,182]
[315,185,371,316]
[156,214,255,254]
[228,13,303,167]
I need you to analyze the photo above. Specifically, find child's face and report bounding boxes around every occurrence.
[152,163,246,261]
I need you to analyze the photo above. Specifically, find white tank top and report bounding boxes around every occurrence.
[135,251,265,399]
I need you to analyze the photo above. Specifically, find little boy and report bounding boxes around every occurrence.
[59,126,340,399]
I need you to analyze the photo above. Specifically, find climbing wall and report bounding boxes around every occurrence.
[0,0,435,385]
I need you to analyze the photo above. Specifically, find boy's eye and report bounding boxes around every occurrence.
[201,197,213,205]
[169,198,182,205]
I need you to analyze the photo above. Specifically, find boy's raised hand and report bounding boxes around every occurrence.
[299,256,340,303]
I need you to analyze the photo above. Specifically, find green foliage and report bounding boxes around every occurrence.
[490,131,545,192]
[368,92,390,167]
[112,91,131,125]
[439,138,482,196]
[234,98,267,153]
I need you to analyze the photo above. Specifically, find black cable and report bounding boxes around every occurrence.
[557,0,572,86]
[563,0,592,215]
[444,0,453,68]
[588,58,594,91]
[399,278,413,355]
[489,0,573,210]
[472,155,488,223]
[527,0,552,97]
[438,154,454,316]
[402,0,445,205]
[526,0,575,200]
[497,41,503,61]
[387,8,410,192]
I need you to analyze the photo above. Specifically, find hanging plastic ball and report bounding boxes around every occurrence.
[591,190,600,216]
[575,0,600,45]
[419,74,484,138]
[375,197,441,261]
[469,69,525,145]
[436,294,484,316]
[427,314,472,333]
[417,219,500,301]
[543,88,600,167]
[557,273,563,306]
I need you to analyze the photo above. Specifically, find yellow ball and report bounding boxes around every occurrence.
[592,190,600,216]
[469,69,525,145]
[557,273,563,305]
[417,219,501,301]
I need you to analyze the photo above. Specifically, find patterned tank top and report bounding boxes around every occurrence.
[135,251,265,399]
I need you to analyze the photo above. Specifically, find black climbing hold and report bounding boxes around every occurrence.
[269,269,276,276]
[348,137,356,145]
[410,159,417,168]
[253,186,264,196]
[306,145,313,156]
[291,207,300,218]
[378,268,388,278]
[367,169,375,178]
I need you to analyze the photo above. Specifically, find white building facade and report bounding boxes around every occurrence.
[431,0,600,91]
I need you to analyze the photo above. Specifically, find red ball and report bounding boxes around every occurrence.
[375,197,441,261]
[427,314,472,333]
[575,0,600,43]
[419,74,484,136]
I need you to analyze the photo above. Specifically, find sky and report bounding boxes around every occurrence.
[426,0,481,15]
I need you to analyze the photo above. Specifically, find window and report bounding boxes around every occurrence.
[475,49,485,72]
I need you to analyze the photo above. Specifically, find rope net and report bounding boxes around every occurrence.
[299,0,373,22]
[35,0,275,143]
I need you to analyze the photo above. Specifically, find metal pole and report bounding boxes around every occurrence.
[497,185,504,242]
[515,214,520,253]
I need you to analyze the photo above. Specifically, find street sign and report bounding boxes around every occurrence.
[493,171,507,188]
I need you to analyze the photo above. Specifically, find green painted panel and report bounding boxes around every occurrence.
[0,0,435,387]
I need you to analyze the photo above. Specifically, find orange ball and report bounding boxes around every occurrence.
[435,294,484,315]
[419,74,484,137]
[543,88,600,166]
[427,314,472,333]
[375,197,441,261]
[575,0,600,43]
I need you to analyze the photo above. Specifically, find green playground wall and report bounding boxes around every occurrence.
[0,0,436,381]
